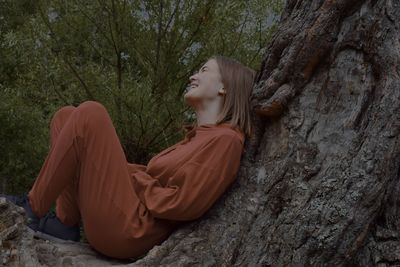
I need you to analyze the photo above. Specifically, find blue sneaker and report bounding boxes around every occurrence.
[0,192,80,242]
[36,209,81,242]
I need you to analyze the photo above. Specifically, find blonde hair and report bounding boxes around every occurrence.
[183,55,256,139]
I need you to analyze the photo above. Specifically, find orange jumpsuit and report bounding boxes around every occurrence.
[27,100,245,260]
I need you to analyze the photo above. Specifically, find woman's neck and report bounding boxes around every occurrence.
[194,99,223,126]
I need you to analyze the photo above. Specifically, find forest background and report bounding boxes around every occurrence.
[0,0,283,194]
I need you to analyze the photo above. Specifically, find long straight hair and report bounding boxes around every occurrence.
[183,55,256,139]
[212,55,256,138]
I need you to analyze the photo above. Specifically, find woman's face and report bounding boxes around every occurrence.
[184,58,225,109]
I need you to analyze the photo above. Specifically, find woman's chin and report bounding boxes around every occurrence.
[183,91,194,101]
[184,94,201,107]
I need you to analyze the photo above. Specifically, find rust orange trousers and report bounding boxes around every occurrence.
[27,100,145,259]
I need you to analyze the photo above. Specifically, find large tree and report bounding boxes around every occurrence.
[1,0,399,266]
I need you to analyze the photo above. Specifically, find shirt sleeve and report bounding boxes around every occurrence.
[130,133,244,221]
[127,162,147,172]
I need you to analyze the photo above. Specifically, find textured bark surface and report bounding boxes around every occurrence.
[0,198,132,266]
[1,0,399,266]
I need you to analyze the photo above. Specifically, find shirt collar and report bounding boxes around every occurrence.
[194,122,245,144]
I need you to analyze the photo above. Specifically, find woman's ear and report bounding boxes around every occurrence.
[218,87,226,96]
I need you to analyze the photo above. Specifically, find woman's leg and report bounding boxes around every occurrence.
[51,105,82,227]
[28,105,81,227]
[27,100,144,259]
[28,105,80,219]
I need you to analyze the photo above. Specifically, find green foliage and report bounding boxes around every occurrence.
[0,0,284,194]
[0,89,49,192]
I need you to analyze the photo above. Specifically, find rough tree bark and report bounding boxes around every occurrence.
[1,0,399,266]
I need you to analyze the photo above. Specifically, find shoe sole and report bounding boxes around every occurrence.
[0,196,80,243]
[27,227,80,243]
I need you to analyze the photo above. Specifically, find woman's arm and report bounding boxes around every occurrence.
[127,162,147,172]
[130,133,243,221]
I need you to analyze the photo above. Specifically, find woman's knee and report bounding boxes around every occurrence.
[78,100,107,111]
[77,100,111,126]
[78,100,109,115]
[50,105,76,126]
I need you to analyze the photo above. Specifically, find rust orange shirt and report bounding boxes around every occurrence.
[126,122,245,256]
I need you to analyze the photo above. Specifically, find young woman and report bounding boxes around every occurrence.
[0,55,256,260]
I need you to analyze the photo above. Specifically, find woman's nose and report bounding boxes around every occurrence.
[189,72,198,82]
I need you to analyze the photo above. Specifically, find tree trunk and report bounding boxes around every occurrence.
[1,0,399,266]
[134,0,400,265]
